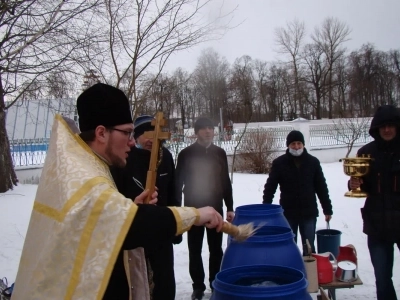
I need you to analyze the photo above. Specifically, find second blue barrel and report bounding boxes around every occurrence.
[221,226,305,274]
[211,265,312,300]
[232,204,290,228]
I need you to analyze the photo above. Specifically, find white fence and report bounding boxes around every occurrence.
[12,118,372,175]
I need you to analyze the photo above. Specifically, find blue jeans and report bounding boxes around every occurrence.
[368,235,400,300]
[287,217,316,255]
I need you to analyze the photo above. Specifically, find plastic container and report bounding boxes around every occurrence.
[211,265,312,300]
[221,226,305,274]
[228,204,290,244]
[316,229,342,258]
[232,204,290,228]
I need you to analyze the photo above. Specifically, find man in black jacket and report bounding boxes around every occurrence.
[263,130,333,255]
[175,117,234,300]
[349,105,400,300]
[111,115,181,300]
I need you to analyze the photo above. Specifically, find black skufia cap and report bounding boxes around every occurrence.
[77,83,133,132]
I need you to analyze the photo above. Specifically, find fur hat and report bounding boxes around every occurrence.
[194,117,214,134]
[76,83,133,132]
[286,130,305,147]
[133,115,154,139]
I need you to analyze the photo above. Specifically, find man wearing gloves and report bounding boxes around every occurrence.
[262,130,333,255]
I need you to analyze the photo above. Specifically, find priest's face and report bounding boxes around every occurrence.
[105,124,135,167]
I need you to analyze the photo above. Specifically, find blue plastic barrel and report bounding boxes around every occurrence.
[228,204,291,245]
[211,265,312,300]
[232,204,290,228]
[316,229,342,258]
[221,226,305,274]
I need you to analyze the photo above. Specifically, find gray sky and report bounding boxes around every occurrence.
[164,0,400,73]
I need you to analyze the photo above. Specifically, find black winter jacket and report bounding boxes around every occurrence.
[263,148,333,219]
[111,146,179,207]
[175,142,234,211]
[106,146,179,300]
[358,105,400,241]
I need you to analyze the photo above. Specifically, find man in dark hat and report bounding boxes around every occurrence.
[12,83,225,300]
[175,117,234,300]
[262,130,333,255]
[111,114,181,300]
[349,105,400,300]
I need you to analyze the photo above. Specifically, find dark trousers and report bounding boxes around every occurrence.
[187,225,223,291]
[368,235,400,300]
[146,242,176,300]
[287,217,316,255]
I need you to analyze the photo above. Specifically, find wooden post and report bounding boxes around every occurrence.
[142,112,171,203]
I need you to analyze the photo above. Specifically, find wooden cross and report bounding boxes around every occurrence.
[142,112,171,204]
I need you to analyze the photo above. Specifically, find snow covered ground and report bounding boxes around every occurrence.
[1,162,399,299]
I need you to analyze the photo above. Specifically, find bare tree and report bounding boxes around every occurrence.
[0,0,100,193]
[301,43,329,119]
[332,117,371,157]
[265,64,285,121]
[334,56,350,115]
[85,0,233,117]
[347,44,400,116]
[230,122,249,184]
[253,59,270,120]
[275,19,306,117]
[172,68,192,128]
[229,60,254,182]
[229,55,255,122]
[312,17,351,119]
[235,128,278,174]
[193,48,230,121]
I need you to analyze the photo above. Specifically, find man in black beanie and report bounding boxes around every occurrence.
[263,130,333,255]
[111,114,181,300]
[175,117,234,300]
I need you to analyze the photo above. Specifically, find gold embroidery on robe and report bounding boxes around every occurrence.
[12,114,200,300]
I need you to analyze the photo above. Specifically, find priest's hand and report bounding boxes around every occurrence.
[195,207,224,232]
[134,189,158,205]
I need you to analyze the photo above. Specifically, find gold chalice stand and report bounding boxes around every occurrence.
[339,155,372,198]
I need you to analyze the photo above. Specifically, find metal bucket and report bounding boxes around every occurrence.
[335,260,357,282]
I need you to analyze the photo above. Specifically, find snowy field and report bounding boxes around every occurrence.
[1,162,399,299]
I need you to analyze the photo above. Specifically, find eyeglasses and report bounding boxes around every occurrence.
[108,127,135,140]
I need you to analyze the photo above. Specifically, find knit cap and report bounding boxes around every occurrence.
[286,130,305,147]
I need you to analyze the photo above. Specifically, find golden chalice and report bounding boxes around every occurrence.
[339,155,372,198]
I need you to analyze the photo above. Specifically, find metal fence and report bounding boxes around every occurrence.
[309,123,373,148]
[166,126,294,157]
[10,122,372,167]
[11,138,49,167]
